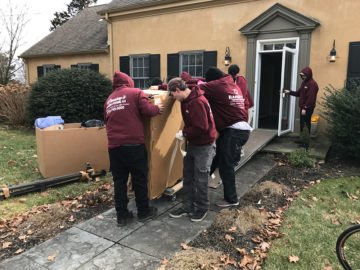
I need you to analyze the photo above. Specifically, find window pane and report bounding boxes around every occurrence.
[189,55,195,65]
[275,43,284,50]
[263,44,273,50]
[183,55,188,65]
[196,66,202,77]
[196,54,202,65]
[286,43,296,49]
[189,66,195,77]
[134,79,140,88]
[138,67,143,77]
[133,58,138,68]
[138,57,143,67]
[133,67,138,77]
[144,56,149,68]
[144,67,149,77]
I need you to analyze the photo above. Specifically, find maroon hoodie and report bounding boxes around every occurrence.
[104,71,159,148]
[157,72,205,90]
[289,67,319,109]
[181,86,217,145]
[199,74,247,132]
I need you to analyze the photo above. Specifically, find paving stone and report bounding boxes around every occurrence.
[75,208,144,242]
[23,227,113,270]
[77,244,160,270]
[0,254,47,270]
[119,210,216,259]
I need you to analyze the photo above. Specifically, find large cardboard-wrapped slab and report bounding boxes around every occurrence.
[36,123,109,178]
[143,90,184,199]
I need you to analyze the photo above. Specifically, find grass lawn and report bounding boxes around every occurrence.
[0,125,112,219]
[263,176,360,270]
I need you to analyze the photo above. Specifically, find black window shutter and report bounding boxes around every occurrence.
[119,56,130,75]
[54,65,61,70]
[149,54,160,79]
[167,53,179,81]
[37,66,44,78]
[347,42,360,79]
[90,64,99,72]
[71,65,78,69]
[203,51,217,75]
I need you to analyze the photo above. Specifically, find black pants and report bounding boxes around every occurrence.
[109,144,149,218]
[210,128,250,203]
[300,108,314,133]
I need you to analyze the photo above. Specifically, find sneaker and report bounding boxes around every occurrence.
[169,207,192,218]
[117,211,134,227]
[138,207,158,222]
[216,198,239,208]
[190,209,208,222]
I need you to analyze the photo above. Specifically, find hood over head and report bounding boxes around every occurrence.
[300,67,313,81]
[112,71,134,90]
[180,72,192,82]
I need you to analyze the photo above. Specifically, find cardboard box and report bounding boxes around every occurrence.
[143,90,184,199]
[36,123,109,178]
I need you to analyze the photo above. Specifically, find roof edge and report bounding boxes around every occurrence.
[20,48,109,59]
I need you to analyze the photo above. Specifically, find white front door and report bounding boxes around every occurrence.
[278,47,297,135]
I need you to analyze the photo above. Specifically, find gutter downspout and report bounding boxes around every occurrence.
[104,13,114,77]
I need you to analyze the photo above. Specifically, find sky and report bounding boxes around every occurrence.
[0,0,111,56]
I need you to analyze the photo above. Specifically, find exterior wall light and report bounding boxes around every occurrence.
[329,40,336,63]
[224,46,232,66]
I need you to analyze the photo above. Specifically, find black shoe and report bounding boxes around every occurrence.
[169,207,192,218]
[117,211,134,227]
[190,209,208,222]
[138,207,158,222]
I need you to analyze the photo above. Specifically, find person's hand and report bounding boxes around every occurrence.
[175,130,185,141]
[301,109,306,115]
[283,89,290,94]
[157,103,164,114]
[149,85,159,90]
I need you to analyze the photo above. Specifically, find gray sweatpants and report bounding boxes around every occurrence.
[182,143,216,212]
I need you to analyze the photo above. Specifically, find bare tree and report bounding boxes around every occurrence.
[0,0,28,85]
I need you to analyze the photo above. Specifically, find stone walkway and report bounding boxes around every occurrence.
[0,153,276,270]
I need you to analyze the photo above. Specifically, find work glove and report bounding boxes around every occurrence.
[175,130,185,141]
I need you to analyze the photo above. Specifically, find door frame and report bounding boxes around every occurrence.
[252,37,299,133]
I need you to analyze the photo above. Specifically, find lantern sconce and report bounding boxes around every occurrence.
[329,40,336,63]
[224,46,232,66]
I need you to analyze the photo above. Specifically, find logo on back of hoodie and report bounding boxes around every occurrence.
[106,95,129,115]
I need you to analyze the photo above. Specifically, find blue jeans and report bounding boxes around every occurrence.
[210,128,250,203]
[182,143,216,212]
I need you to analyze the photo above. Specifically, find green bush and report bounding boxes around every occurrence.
[26,69,112,125]
[288,148,313,167]
[321,80,360,160]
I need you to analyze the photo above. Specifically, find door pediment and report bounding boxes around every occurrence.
[240,3,319,36]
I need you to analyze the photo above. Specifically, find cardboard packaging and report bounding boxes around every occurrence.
[143,90,184,199]
[36,123,109,178]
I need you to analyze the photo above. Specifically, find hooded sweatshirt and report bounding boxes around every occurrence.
[157,72,205,90]
[199,74,247,132]
[181,86,217,145]
[104,71,159,148]
[289,67,319,109]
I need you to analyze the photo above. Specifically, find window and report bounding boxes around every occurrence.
[180,51,203,78]
[71,63,99,72]
[261,42,296,51]
[37,64,61,78]
[130,55,150,89]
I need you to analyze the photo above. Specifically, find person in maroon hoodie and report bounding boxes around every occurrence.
[167,78,216,222]
[199,67,251,208]
[284,67,319,147]
[104,71,164,227]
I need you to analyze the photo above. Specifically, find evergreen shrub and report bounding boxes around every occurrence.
[26,69,112,125]
[288,148,313,168]
[321,79,360,160]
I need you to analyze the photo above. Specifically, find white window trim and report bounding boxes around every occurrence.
[179,50,204,78]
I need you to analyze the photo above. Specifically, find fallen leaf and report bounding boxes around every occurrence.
[32,154,38,158]
[18,198,27,203]
[312,197,318,201]
[236,248,246,255]
[225,234,234,242]
[332,218,342,226]
[15,249,24,254]
[323,267,332,270]
[333,198,338,204]
[18,235,27,240]
[97,215,104,220]
[68,215,75,222]
[329,208,336,214]
[259,242,270,252]
[277,161,286,166]
[0,232,12,239]
[180,243,191,250]
[27,230,33,235]
[41,191,49,197]
[95,177,101,182]
[239,255,256,267]
[7,160,16,166]
[228,226,237,232]
[289,255,299,263]
[2,242,12,248]
[161,258,168,265]
[286,197,294,202]
[48,254,56,261]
